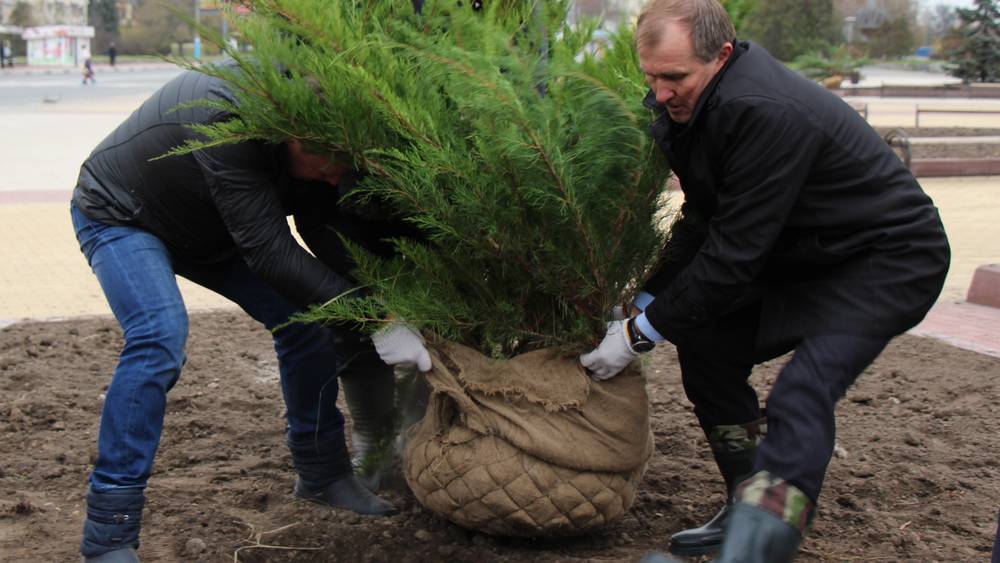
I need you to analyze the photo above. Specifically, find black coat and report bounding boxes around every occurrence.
[641,41,950,348]
[73,69,414,309]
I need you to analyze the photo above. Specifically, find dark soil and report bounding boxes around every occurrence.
[1,311,998,562]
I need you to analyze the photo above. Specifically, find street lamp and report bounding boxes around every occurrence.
[844,16,856,46]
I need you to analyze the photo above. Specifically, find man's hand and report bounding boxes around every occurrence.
[371,323,432,372]
[580,320,638,381]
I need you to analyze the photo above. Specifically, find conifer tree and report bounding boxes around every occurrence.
[173,0,671,358]
[948,0,1000,83]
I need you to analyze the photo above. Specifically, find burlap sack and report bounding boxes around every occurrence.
[403,341,654,537]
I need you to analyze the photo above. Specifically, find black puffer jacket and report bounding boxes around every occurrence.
[641,41,950,347]
[73,68,411,309]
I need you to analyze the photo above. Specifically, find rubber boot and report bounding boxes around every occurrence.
[711,502,803,563]
[669,415,766,556]
[80,487,144,562]
[339,351,397,491]
[288,431,397,516]
[392,364,431,456]
[712,470,814,562]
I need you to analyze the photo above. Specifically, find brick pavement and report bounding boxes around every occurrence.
[1,179,998,357]
[0,197,236,326]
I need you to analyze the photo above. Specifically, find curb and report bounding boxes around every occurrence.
[0,63,178,77]
[912,158,1000,177]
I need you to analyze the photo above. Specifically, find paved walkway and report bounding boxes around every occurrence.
[1,179,998,357]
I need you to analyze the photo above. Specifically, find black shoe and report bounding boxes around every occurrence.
[669,501,731,556]
[83,547,140,563]
[294,474,398,516]
[712,502,802,563]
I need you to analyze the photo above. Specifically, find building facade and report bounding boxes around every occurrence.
[570,0,644,29]
[1,0,88,26]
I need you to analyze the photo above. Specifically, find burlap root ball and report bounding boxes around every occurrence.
[403,342,653,537]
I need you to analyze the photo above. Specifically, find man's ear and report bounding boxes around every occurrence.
[718,42,734,65]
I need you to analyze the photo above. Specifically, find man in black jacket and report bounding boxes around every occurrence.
[580,0,950,561]
[71,68,415,562]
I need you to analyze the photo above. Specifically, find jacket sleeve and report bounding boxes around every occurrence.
[641,200,709,295]
[195,141,357,309]
[642,101,824,344]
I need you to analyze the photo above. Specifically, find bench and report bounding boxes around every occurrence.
[915,105,1000,128]
[883,128,1000,177]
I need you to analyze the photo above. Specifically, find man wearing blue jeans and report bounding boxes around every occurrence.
[71,68,415,562]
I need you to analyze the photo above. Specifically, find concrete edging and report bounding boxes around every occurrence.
[911,158,1000,177]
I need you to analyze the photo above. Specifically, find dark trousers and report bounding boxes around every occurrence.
[678,303,889,502]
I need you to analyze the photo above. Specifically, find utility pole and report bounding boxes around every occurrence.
[194,0,201,59]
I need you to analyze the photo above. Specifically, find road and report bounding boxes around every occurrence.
[0,68,183,108]
[0,67,184,193]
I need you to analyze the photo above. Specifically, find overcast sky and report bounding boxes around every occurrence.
[916,0,973,7]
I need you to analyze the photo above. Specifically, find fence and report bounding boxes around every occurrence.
[915,105,1000,128]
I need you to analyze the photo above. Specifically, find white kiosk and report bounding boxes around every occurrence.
[22,25,95,66]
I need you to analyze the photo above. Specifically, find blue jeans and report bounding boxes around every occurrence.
[71,204,345,492]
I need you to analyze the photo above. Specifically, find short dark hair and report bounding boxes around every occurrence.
[636,0,736,62]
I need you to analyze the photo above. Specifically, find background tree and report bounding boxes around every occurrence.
[174,0,670,358]
[720,0,757,35]
[947,0,1000,82]
[9,1,35,27]
[3,0,33,60]
[864,15,915,57]
[116,0,225,56]
[88,0,119,54]
[929,4,958,40]
[743,0,836,61]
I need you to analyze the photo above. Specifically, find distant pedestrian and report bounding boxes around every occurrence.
[0,42,7,69]
[82,57,95,85]
[107,42,117,67]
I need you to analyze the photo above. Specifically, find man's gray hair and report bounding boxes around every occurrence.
[636,0,736,62]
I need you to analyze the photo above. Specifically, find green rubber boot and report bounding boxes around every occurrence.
[712,471,815,563]
[669,415,766,556]
[392,364,431,456]
[711,503,802,563]
[340,352,398,492]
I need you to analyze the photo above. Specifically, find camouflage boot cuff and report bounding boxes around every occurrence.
[705,416,767,495]
[706,415,767,455]
[735,470,816,534]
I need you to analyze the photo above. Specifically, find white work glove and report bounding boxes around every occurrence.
[579,320,638,381]
[371,323,432,372]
